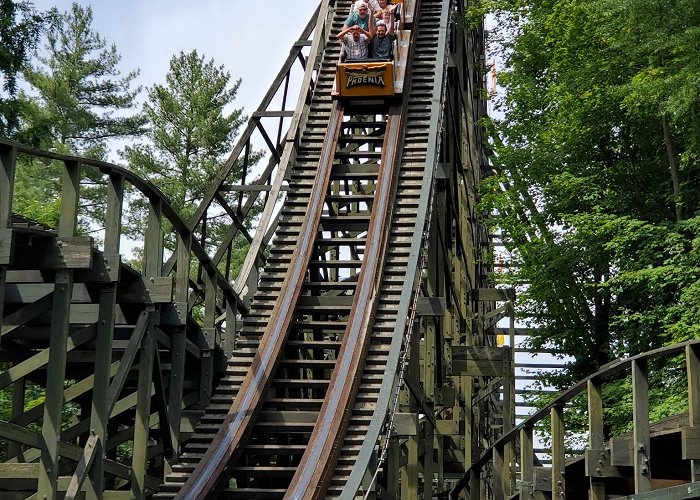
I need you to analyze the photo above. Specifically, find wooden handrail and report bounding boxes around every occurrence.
[449,339,700,498]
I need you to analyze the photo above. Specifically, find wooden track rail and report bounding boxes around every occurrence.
[0,0,502,496]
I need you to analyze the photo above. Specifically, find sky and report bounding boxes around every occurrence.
[30,0,320,119]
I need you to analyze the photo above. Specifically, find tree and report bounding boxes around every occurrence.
[0,0,44,136]
[123,49,255,268]
[13,2,144,226]
[473,0,700,433]
[20,2,144,155]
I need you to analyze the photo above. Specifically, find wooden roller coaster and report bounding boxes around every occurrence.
[3,0,699,499]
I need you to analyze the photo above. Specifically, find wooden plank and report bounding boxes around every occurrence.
[452,345,505,376]
[0,227,12,265]
[416,296,446,316]
[64,432,99,500]
[0,145,17,228]
[38,269,73,498]
[632,359,651,493]
[610,437,634,466]
[682,426,700,460]
[687,345,700,478]
[588,379,607,498]
[520,426,534,498]
[119,275,173,303]
[56,236,93,269]
[473,287,513,302]
[0,462,40,478]
[533,466,551,492]
[394,412,418,436]
[551,406,565,498]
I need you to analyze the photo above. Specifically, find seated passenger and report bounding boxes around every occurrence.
[374,0,399,27]
[338,24,373,61]
[370,20,395,60]
[345,1,376,32]
[350,0,381,14]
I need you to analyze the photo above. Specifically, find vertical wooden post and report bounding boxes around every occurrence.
[8,377,25,459]
[0,145,15,226]
[502,344,514,496]
[424,413,434,498]
[199,267,217,404]
[468,467,480,500]
[86,173,123,499]
[587,378,606,500]
[387,434,400,497]
[632,359,651,493]
[0,146,16,329]
[132,198,162,498]
[520,425,534,498]
[168,231,191,466]
[38,159,80,499]
[493,443,505,499]
[688,344,700,481]
[551,405,565,498]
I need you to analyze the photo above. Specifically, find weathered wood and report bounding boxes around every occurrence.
[493,444,505,499]
[519,426,534,498]
[0,419,161,491]
[473,287,514,302]
[682,426,700,460]
[588,378,606,498]
[416,296,446,316]
[64,432,99,500]
[0,228,12,265]
[551,405,565,498]
[394,412,418,436]
[687,344,700,476]
[0,324,96,390]
[38,270,74,499]
[632,359,651,493]
[610,437,634,466]
[88,285,118,499]
[56,236,93,269]
[119,275,173,303]
[533,466,551,492]
[0,145,16,228]
[451,346,505,376]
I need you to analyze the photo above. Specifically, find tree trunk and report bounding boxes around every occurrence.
[662,112,682,220]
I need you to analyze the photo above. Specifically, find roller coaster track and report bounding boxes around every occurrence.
[0,0,507,497]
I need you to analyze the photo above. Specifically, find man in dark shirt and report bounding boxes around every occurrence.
[370,20,395,60]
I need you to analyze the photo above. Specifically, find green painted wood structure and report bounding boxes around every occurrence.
[1,0,698,499]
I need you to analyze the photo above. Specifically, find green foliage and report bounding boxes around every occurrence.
[20,3,144,154]
[123,49,260,282]
[0,0,44,136]
[11,2,144,229]
[476,0,700,428]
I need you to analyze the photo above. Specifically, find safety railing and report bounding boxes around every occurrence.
[449,339,700,499]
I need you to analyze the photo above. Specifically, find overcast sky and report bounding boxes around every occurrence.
[30,0,320,115]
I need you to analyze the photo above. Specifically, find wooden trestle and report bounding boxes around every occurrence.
[0,0,508,498]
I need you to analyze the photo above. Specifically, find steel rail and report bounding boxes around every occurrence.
[175,103,345,500]
[340,0,455,495]
[0,138,248,315]
[285,106,403,499]
[448,338,700,498]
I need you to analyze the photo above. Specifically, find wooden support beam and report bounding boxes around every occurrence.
[519,426,534,498]
[64,433,99,500]
[687,344,700,481]
[587,378,607,498]
[632,359,651,493]
[610,437,633,466]
[551,405,565,498]
[451,346,505,376]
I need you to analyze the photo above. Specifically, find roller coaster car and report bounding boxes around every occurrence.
[335,60,396,99]
[332,2,412,102]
